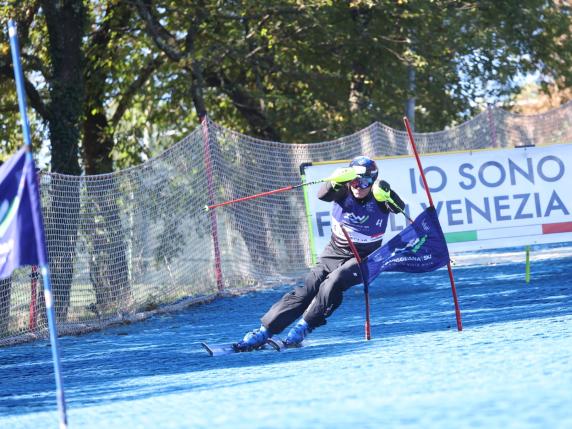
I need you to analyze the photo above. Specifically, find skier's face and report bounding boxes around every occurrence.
[350,181,372,199]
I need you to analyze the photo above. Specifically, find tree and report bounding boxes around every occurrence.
[1,1,132,320]
[1,0,570,284]
[129,0,572,140]
[2,1,571,166]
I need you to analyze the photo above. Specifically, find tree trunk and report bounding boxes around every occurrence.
[42,0,84,175]
[84,178,132,316]
[83,108,114,175]
[42,0,86,323]
[44,177,81,323]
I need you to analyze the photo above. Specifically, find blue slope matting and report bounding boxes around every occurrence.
[1,243,572,429]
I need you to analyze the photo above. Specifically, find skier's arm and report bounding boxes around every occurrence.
[318,167,356,202]
[318,180,349,202]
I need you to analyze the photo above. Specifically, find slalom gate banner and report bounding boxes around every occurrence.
[0,147,47,279]
[301,143,572,256]
[364,207,450,283]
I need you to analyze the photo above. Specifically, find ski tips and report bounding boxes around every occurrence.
[201,342,214,356]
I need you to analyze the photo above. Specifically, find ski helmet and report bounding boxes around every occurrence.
[349,156,378,182]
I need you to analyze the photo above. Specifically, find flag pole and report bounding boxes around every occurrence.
[8,19,68,429]
[403,117,463,331]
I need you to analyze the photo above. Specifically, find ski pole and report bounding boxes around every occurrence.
[340,226,371,341]
[387,197,413,224]
[203,171,350,211]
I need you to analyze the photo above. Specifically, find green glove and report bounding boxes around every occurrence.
[328,167,358,185]
[372,180,392,202]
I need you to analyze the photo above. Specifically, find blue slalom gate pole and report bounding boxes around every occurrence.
[8,19,69,429]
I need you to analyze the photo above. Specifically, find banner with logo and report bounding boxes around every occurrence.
[364,207,449,282]
[0,147,47,279]
[302,144,572,255]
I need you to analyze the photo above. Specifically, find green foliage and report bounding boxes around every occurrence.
[0,0,570,170]
[0,81,22,161]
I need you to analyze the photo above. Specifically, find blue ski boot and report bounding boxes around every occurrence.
[283,319,311,347]
[234,326,270,352]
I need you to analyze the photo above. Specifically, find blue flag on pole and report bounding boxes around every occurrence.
[364,207,450,283]
[0,147,47,279]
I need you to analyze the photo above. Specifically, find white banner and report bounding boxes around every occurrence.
[302,144,572,255]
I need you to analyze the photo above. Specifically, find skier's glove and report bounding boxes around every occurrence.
[328,167,358,187]
[373,180,392,202]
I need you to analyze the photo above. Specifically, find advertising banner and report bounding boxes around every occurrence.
[302,144,572,255]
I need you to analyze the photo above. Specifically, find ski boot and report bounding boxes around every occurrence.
[234,326,270,352]
[283,319,311,347]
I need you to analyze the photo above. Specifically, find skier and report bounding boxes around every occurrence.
[235,155,406,351]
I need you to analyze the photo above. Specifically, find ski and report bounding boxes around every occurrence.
[201,341,281,357]
[201,342,236,356]
[266,337,303,351]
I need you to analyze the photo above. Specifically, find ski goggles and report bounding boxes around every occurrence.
[350,177,374,189]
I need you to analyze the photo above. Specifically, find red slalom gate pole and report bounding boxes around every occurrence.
[201,116,224,293]
[29,265,38,330]
[403,117,463,331]
[204,179,324,212]
[340,226,371,340]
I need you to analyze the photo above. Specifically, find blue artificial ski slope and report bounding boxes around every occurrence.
[1,243,572,429]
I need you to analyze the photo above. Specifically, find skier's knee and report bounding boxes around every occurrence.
[304,269,324,292]
[320,282,344,312]
[282,285,311,305]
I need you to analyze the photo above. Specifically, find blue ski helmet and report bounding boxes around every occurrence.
[349,156,378,182]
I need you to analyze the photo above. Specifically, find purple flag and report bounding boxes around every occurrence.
[364,207,450,283]
[0,147,47,279]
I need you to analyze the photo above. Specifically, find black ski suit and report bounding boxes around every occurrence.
[261,180,405,334]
